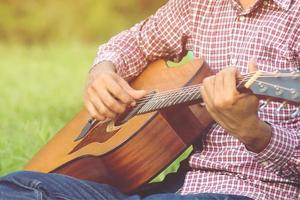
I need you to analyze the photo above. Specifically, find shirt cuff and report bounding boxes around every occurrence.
[248,124,297,173]
[91,51,130,78]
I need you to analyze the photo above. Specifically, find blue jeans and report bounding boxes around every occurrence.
[0,171,252,200]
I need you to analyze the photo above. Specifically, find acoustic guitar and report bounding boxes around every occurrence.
[25,59,300,193]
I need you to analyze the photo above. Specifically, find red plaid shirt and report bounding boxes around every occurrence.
[93,0,300,199]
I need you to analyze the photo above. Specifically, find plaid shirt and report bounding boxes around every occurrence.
[93,0,300,199]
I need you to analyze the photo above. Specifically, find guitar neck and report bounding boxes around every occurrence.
[116,70,300,126]
[136,86,202,115]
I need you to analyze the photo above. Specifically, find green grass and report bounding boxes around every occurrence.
[0,42,97,175]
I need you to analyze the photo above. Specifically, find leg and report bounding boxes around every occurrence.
[0,171,129,200]
[128,193,253,200]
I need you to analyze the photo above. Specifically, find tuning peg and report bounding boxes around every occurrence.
[258,82,268,92]
[259,99,270,111]
[275,101,287,114]
[291,107,300,118]
[290,70,300,79]
[275,86,284,96]
[290,89,300,99]
[272,70,280,78]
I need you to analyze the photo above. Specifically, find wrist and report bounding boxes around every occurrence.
[90,61,116,78]
[240,119,272,153]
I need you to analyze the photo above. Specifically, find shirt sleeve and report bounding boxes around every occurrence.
[250,19,300,183]
[249,122,300,183]
[292,20,300,65]
[92,0,192,80]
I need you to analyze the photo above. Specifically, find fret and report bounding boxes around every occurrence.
[172,93,182,105]
[138,100,156,114]
[157,95,170,110]
[189,89,201,101]
[136,86,203,114]
[152,97,165,111]
[167,90,178,105]
[181,91,191,103]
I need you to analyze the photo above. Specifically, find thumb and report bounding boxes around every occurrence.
[248,57,258,73]
[116,76,147,100]
[128,88,147,100]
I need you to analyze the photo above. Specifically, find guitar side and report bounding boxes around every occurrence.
[25,59,214,193]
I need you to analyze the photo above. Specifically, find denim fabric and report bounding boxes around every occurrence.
[0,171,252,200]
[0,171,127,200]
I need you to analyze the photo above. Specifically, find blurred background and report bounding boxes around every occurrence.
[0,0,166,176]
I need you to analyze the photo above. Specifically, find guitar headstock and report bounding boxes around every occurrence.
[239,70,300,116]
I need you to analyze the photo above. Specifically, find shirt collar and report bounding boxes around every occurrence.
[273,0,292,11]
[231,0,292,13]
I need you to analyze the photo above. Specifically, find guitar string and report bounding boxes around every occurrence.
[134,74,253,104]
[136,74,300,109]
[134,82,292,108]
[135,78,300,114]
[135,72,300,103]
[133,73,300,106]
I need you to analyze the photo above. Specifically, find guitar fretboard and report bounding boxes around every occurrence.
[136,86,202,114]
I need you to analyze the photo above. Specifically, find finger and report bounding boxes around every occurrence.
[214,70,238,109]
[223,67,240,103]
[202,76,216,99]
[200,85,216,114]
[214,71,224,101]
[88,93,117,119]
[103,77,134,105]
[248,57,258,73]
[201,76,217,113]
[94,87,126,114]
[84,100,106,121]
[115,75,147,100]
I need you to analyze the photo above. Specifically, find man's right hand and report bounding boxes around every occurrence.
[84,61,146,121]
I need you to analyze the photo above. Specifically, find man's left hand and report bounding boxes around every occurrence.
[200,59,272,153]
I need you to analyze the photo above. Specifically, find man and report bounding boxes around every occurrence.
[0,0,299,199]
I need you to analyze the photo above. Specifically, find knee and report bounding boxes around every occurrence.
[0,171,45,199]
[1,171,40,181]
[0,171,45,189]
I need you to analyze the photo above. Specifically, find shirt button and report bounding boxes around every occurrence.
[263,1,268,6]
[261,161,270,167]
[290,177,297,182]
[230,58,238,65]
[239,16,246,22]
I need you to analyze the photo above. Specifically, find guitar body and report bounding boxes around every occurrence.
[25,59,214,193]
